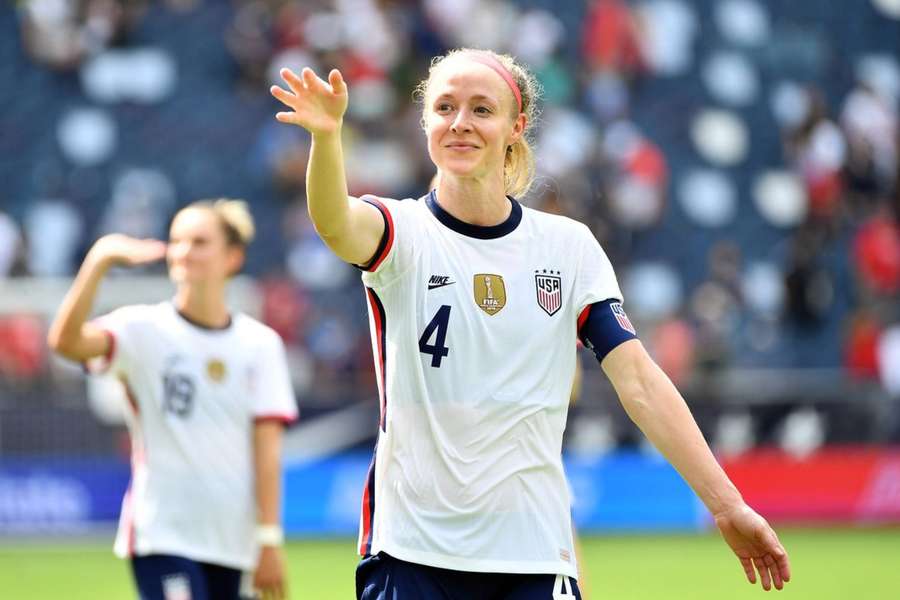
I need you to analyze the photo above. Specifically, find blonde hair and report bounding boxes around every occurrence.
[182,198,255,248]
[414,48,542,199]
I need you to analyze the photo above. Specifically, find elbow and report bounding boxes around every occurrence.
[46,328,79,360]
[620,386,653,425]
[46,328,64,354]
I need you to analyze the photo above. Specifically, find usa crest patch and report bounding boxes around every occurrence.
[535,272,562,316]
[611,301,635,334]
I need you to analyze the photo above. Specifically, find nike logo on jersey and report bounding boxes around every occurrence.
[427,275,456,290]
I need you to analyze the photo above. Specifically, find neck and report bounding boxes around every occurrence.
[435,172,510,226]
[174,284,230,329]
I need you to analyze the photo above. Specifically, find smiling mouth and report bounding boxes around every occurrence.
[446,144,479,150]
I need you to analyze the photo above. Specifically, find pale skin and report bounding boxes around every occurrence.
[46,209,289,600]
[272,56,791,592]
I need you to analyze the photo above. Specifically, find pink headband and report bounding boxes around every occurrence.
[465,52,523,114]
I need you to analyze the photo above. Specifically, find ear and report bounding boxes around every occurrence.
[508,113,527,146]
[226,246,245,277]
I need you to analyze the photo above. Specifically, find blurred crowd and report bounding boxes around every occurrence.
[1,0,899,444]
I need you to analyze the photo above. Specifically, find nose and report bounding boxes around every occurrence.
[169,240,190,260]
[450,109,472,133]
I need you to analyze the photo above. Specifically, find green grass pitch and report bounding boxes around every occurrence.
[1,527,897,598]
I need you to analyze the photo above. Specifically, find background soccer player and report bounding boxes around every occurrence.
[272,48,790,598]
[47,200,297,600]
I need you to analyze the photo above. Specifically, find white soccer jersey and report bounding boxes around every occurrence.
[357,192,622,578]
[87,302,297,570]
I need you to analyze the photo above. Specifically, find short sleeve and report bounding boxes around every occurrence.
[84,305,142,377]
[572,223,623,316]
[252,329,299,424]
[358,196,417,288]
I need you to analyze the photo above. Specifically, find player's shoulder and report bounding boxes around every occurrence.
[359,193,427,217]
[232,313,285,348]
[101,301,169,325]
[520,204,592,238]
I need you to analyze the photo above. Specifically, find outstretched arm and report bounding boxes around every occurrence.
[47,235,166,362]
[601,340,791,591]
[270,67,384,266]
[253,420,287,600]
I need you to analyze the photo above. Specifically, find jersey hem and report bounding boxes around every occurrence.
[372,542,578,580]
[117,543,255,571]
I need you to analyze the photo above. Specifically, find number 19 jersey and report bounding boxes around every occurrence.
[357,192,622,579]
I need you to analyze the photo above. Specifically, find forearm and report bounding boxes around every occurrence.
[306,130,351,241]
[619,359,742,515]
[254,422,284,526]
[46,254,110,358]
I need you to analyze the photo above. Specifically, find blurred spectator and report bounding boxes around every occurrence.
[582,0,645,76]
[99,168,175,241]
[844,311,883,380]
[599,120,668,229]
[260,276,310,346]
[0,211,23,277]
[876,323,900,440]
[784,226,834,328]
[841,82,898,205]
[853,211,900,295]
[0,314,45,383]
[650,316,695,386]
[784,89,846,222]
[19,0,144,70]
[23,199,83,277]
[634,0,697,77]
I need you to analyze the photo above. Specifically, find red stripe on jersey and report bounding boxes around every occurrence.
[363,197,395,272]
[103,329,116,364]
[254,414,298,425]
[365,287,387,432]
[83,329,118,374]
[577,305,591,333]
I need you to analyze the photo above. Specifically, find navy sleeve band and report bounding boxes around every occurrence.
[578,299,638,362]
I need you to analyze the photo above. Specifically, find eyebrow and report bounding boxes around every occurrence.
[433,93,498,105]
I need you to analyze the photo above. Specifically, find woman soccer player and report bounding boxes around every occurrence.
[48,200,296,600]
[271,49,791,599]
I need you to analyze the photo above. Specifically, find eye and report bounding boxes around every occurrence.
[474,105,492,115]
[436,102,453,113]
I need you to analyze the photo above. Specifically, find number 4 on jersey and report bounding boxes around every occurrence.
[419,305,451,367]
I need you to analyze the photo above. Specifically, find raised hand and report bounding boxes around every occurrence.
[715,504,791,591]
[87,234,167,269]
[270,67,348,136]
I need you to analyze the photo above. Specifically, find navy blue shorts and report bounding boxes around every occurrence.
[356,552,581,600]
[130,554,243,600]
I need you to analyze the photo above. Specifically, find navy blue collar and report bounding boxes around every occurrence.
[426,190,522,239]
[173,302,233,331]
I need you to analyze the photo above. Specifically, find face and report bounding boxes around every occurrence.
[424,58,526,182]
[167,208,242,286]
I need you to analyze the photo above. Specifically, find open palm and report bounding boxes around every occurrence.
[90,234,167,268]
[270,67,348,136]
[715,504,791,591]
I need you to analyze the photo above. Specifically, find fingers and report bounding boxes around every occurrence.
[752,556,772,591]
[768,534,791,584]
[270,84,296,107]
[280,67,305,94]
[256,581,284,600]
[739,557,756,585]
[761,527,791,587]
[764,554,785,591]
[329,69,346,95]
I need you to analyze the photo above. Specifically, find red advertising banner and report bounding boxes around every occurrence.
[721,447,900,523]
